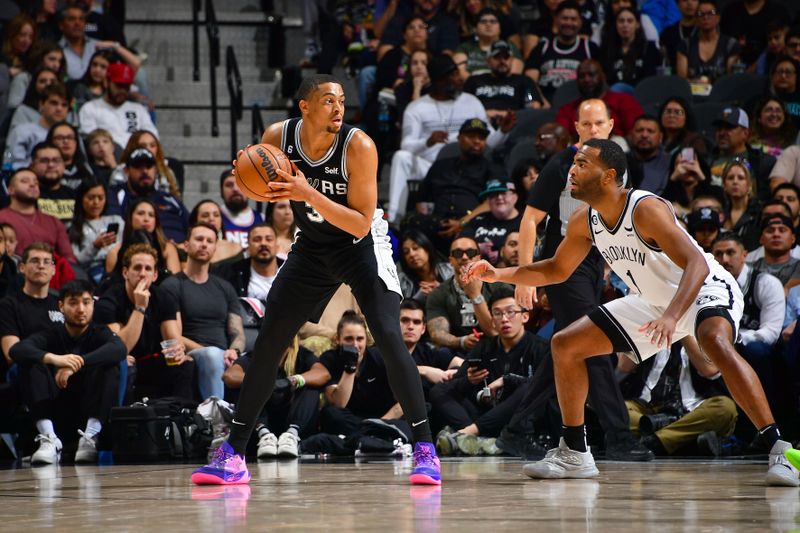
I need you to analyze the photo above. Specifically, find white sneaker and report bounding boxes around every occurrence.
[75,430,98,463]
[31,433,62,465]
[277,432,300,458]
[766,439,800,487]
[257,432,278,458]
[522,437,599,479]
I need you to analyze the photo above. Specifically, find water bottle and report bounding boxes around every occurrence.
[378,99,390,133]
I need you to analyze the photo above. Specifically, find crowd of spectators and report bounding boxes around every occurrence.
[4,0,800,466]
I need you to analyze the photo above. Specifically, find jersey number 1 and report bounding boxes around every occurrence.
[305,202,324,223]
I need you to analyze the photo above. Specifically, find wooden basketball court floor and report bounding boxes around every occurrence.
[1,457,798,531]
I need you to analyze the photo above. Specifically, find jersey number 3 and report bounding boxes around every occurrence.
[305,202,324,223]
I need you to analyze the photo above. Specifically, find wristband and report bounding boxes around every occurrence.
[291,374,306,389]
[459,336,466,350]
[134,306,147,315]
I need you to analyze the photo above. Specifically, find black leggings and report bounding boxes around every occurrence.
[227,239,432,454]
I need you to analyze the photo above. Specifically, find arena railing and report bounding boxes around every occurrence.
[225,45,244,161]
[205,0,221,138]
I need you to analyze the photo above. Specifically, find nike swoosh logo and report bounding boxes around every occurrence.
[232,420,246,426]
[623,226,633,232]
[353,235,366,244]
[367,377,376,383]
[593,229,604,235]
[411,419,428,428]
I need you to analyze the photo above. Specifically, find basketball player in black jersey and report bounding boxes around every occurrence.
[191,74,441,486]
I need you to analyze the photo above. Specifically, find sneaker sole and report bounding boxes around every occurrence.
[74,454,97,464]
[784,448,800,471]
[277,449,299,458]
[191,471,252,485]
[257,450,278,459]
[523,464,600,479]
[409,473,442,485]
[436,434,455,456]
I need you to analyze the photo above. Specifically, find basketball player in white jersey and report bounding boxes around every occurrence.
[462,139,799,486]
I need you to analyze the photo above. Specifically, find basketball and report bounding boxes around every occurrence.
[235,143,293,201]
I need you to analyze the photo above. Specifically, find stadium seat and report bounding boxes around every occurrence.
[692,101,727,139]
[505,107,557,146]
[634,75,692,108]
[506,136,538,176]
[708,73,767,106]
[550,80,580,110]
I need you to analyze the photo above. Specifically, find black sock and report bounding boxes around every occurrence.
[562,425,587,452]
[759,424,781,449]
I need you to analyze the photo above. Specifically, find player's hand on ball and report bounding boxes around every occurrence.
[268,164,313,203]
[640,315,677,349]
[231,145,251,176]
[461,260,497,283]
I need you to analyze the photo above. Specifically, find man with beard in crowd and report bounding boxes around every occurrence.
[555,59,644,140]
[218,169,264,249]
[106,148,189,243]
[214,223,284,301]
[628,115,672,195]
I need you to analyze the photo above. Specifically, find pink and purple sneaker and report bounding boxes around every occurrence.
[409,442,442,485]
[191,441,251,485]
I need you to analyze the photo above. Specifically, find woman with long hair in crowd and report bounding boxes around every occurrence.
[9,66,58,131]
[68,49,113,108]
[265,200,298,258]
[105,197,180,277]
[46,121,93,187]
[68,178,124,283]
[85,128,117,184]
[224,334,329,458]
[113,130,184,198]
[0,223,20,265]
[749,97,797,159]
[658,96,710,159]
[1,14,36,78]
[187,200,244,265]
[8,41,65,108]
[600,7,660,92]
[397,229,454,304]
[394,49,431,127]
[721,158,762,250]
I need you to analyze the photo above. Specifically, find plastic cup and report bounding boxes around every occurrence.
[161,339,180,366]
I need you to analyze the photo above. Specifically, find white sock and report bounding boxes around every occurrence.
[257,426,271,438]
[84,418,102,438]
[36,419,55,437]
[287,426,299,438]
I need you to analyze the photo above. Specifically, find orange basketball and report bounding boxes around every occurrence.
[235,143,293,201]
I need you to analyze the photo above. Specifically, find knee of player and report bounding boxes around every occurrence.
[550,331,572,360]
[697,329,735,359]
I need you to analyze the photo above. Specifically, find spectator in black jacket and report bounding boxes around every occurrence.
[212,223,284,300]
[10,279,126,465]
[430,288,545,455]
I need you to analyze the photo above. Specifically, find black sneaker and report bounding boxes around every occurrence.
[697,431,746,457]
[604,432,655,462]
[496,428,548,460]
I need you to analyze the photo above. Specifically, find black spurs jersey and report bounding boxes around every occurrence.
[280,118,387,246]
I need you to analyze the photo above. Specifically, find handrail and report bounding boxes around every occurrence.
[251,103,265,145]
[191,0,201,81]
[225,45,243,161]
[205,0,220,137]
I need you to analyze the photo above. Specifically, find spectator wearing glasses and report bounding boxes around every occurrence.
[461,180,522,265]
[453,8,524,80]
[708,107,776,201]
[0,169,76,263]
[425,236,510,355]
[768,56,800,130]
[749,97,798,159]
[0,243,64,374]
[786,27,800,63]
[659,97,710,160]
[676,0,741,84]
[31,142,75,225]
[46,122,93,188]
[430,288,546,456]
[396,229,454,306]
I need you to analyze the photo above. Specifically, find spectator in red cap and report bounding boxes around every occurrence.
[78,62,158,149]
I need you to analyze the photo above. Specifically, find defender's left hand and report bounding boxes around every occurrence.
[640,315,677,349]
[266,165,315,203]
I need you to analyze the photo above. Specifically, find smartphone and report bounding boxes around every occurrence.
[467,358,483,369]
[680,147,695,162]
[106,222,119,235]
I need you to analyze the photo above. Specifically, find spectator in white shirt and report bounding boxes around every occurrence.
[78,63,158,149]
[4,83,68,169]
[387,54,516,224]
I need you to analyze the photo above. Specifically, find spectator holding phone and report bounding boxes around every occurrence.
[429,288,547,456]
[69,179,124,284]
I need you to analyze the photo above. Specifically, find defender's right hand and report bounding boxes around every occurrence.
[461,260,497,284]
[515,285,538,309]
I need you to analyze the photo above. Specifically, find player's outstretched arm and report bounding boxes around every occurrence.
[634,197,711,347]
[463,207,592,287]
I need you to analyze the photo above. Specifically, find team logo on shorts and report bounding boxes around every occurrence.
[696,294,720,305]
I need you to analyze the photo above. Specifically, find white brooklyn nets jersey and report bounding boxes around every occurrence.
[588,189,732,307]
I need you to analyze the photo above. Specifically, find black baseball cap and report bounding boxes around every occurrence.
[127,148,156,167]
[459,118,490,136]
[489,40,512,58]
[428,54,458,83]
[687,207,721,232]
[761,214,794,232]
